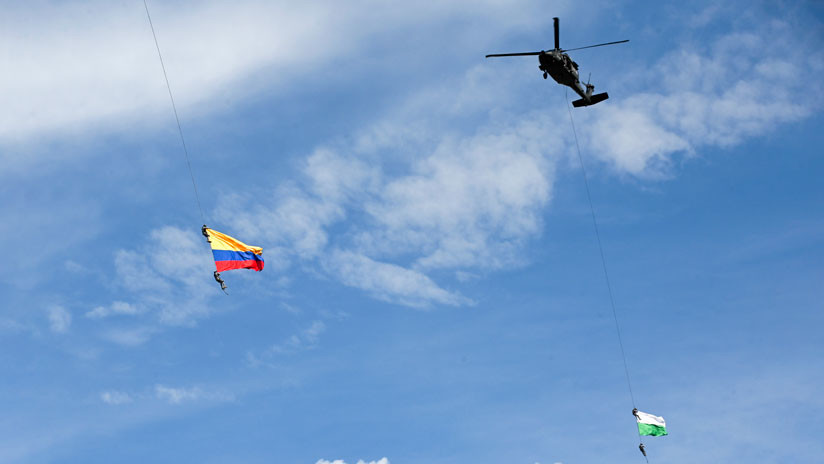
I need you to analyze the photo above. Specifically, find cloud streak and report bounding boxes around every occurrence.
[216,109,560,308]
[581,20,824,177]
[316,458,389,464]
[154,384,235,405]
[47,306,72,333]
[100,391,133,405]
[86,301,143,319]
[0,0,548,153]
[112,226,216,326]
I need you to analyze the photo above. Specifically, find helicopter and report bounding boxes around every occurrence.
[485,17,628,107]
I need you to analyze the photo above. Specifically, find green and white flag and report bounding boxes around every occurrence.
[636,410,667,436]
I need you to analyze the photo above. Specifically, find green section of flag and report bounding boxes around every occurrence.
[638,422,667,436]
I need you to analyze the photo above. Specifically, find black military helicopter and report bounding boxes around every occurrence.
[486,17,628,107]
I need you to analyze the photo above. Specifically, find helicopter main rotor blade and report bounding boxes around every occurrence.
[561,40,629,52]
[485,52,543,58]
[554,17,560,50]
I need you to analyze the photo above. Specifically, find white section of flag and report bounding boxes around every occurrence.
[636,410,666,427]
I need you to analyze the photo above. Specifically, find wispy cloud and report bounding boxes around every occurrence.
[217,107,560,308]
[47,306,71,333]
[323,251,470,308]
[85,226,221,346]
[268,320,326,355]
[316,458,389,464]
[0,0,549,156]
[247,320,327,367]
[98,385,235,406]
[154,384,235,405]
[86,301,143,319]
[100,391,133,405]
[580,20,823,177]
[100,326,157,347]
[110,226,215,327]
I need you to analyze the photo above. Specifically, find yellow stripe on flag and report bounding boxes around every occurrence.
[205,228,263,255]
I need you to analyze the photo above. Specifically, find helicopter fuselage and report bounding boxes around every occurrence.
[538,50,590,100]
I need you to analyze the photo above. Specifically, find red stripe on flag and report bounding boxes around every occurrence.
[215,260,264,272]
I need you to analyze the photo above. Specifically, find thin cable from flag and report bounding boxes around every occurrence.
[143,0,206,225]
[565,91,648,463]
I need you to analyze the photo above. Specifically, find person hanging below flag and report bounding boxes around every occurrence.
[214,271,228,293]
[202,225,264,293]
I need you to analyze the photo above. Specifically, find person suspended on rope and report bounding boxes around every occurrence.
[633,408,647,457]
[202,226,264,292]
[214,271,227,292]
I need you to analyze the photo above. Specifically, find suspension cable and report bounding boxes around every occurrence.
[565,91,648,463]
[143,0,206,225]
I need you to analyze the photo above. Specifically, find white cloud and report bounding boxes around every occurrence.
[267,320,326,355]
[86,301,143,319]
[63,260,87,273]
[100,391,133,405]
[581,20,823,177]
[109,226,216,327]
[361,120,554,271]
[247,320,327,367]
[154,384,234,405]
[47,306,71,333]
[217,107,560,308]
[100,327,157,347]
[323,251,470,308]
[358,459,390,464]
[587,105,690,176]
[0,0,549,154]
[316,459,389,464]
[86,225,225,346]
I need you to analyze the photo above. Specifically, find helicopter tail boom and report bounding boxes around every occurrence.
[572,92,609,107]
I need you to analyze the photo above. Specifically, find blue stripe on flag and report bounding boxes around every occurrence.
[212,249,262,262]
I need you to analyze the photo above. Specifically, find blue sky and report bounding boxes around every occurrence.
[2,1,823,463]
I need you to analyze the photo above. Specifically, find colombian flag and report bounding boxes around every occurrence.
[203,228,264,272]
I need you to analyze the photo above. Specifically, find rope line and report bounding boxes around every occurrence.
[564,91,648,463]
[144,0,206,225]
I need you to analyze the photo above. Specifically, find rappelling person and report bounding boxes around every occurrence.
[632,409,647,457]
[214,271,227,293]
[204,225,227,293]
